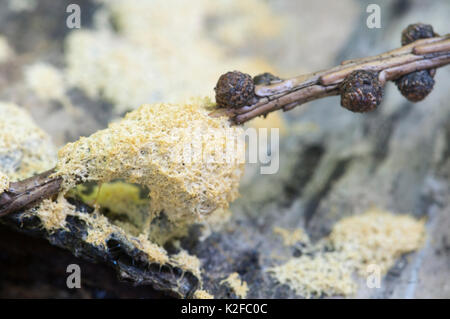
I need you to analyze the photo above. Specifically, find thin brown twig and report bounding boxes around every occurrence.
[0,170,62,217]
[226,34,450,124]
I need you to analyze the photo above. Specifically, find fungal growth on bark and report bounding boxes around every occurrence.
[56,98,245,224]
[0,99,245,298]
[2,23,449,218]
[0,17,449,299]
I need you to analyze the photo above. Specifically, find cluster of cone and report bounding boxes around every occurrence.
[214,23,437,115]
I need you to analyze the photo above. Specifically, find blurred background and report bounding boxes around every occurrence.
[0,0,449,298]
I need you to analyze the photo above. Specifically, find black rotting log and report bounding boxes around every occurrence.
[0,200,200,298]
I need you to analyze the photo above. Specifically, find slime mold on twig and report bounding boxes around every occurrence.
[214,23,449,124]
[1,23,450,217]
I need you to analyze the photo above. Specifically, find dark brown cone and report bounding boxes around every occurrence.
[401,23,436,46]
[339,70,383,113]
[215,71,255,109]
[398,23,436,101]
[395,70,435,102]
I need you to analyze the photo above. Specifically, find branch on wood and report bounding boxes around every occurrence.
[0,170,62,217]
[212,35,450,124]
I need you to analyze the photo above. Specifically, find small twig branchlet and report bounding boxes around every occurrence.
[0,170,62,217]
[213,23,450,124]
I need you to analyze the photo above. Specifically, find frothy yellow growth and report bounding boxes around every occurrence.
[329,206,426,275]
[0,102,56,181]
[56,99,245,223]
[24,63,79,115]
[131,233,169,265]
[170,249,202,278]
[0,101,204,274]
[30,195,170,265]
[269,252,357,298]
[32,195,72,231]
[65,0,280,114]
[84,212,116,247]
[273,226,309,246]
[269,207,426,298]
[31,193,170,265]
[220,272,249,299]
[193,289,214,299]
[25,63,65,101]
[0,171,9,194]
